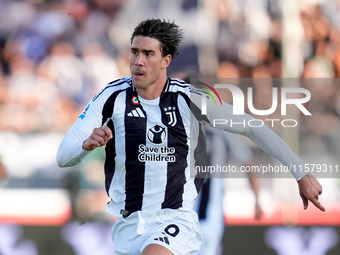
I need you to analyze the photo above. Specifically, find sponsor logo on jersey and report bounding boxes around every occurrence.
[78,104,90,120]
[137,125,176,162]
[138,144,176,162]
[147,125,166,144]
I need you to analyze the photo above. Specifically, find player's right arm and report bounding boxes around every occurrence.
[56,90,111,167]
[82,124,112,151]
[56,125,93,167]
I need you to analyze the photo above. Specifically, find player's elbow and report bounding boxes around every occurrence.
[56,152,67,168]
[56,148,73,168]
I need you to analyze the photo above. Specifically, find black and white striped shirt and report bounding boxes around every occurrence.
[57,76,308,218]
[57,77,207,217]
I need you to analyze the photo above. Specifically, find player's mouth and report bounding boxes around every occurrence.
[132,71,144,77]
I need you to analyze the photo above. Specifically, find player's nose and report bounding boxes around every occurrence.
[134,53,144,66]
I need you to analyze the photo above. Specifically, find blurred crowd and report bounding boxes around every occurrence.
[0,0,339,134]
[0,0,125,133]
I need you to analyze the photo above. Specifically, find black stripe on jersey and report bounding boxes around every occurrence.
[93,78,127,102]
[127,77,133,88]
[175,91,207,193]
[194,125,207,193]
[198,178,210,220]
[164,78,188,93]
[163,78,171,92]
[102,90,125,195]
[160,92,188,209]
[124,88,147,217]
[175,91,208,123]
[189,100,209,123]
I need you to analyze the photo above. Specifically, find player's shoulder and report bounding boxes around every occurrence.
[92,76,132,102]
[166,78,191,93]
[107,76,132,88]
[165,78,212,105]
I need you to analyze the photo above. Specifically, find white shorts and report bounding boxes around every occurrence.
[111,209,203,255]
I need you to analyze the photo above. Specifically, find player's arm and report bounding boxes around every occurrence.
[215,102,325,211]
[195,93,307,180]
[191,91,325,212]
[82,118,112,151]
[56,123,112,167]
[57,93,112,167]
[56,126,93,167]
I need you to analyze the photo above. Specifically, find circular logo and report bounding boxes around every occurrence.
[147,125,166,144]
[132,96,139,105]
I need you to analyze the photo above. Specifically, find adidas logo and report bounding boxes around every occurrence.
[127,107,145,118]
[154,236,170,245]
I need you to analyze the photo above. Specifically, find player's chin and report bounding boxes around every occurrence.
[132,76,146,88]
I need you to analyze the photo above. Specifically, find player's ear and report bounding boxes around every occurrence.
[161,54,172,69]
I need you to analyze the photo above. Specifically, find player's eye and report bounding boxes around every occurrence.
[145,51,153,57]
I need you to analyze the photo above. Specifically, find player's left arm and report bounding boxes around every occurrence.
[190,91,326,212]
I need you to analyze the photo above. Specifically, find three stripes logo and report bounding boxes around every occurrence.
[127,107,145,118]
[154,236,170,245]
[153,224,180,246]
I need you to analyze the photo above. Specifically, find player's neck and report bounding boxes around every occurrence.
[135,75,168,100]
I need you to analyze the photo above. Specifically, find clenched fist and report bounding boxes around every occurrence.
[82,125,113,151]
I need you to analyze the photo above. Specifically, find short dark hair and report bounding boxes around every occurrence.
[131,18,184,59]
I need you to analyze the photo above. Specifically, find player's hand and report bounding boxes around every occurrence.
[82,125,113,151]
[298,172,326,212]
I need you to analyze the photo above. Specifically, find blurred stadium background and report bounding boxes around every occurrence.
[0,0,339,254]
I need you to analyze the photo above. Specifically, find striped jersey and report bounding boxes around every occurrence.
[58,76,206,217]
[57,76,308,218]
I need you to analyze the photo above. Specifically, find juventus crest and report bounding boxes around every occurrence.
[164,106,177,126]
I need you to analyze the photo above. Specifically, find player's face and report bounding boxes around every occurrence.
[130,36,170,96]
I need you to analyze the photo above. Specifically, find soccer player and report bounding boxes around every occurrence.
[57,18,325,255]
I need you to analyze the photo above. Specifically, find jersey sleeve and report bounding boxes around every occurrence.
[56,125,92,167]
[190,90,308,181]
[223,131,253,165]
[56,88,110,167]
